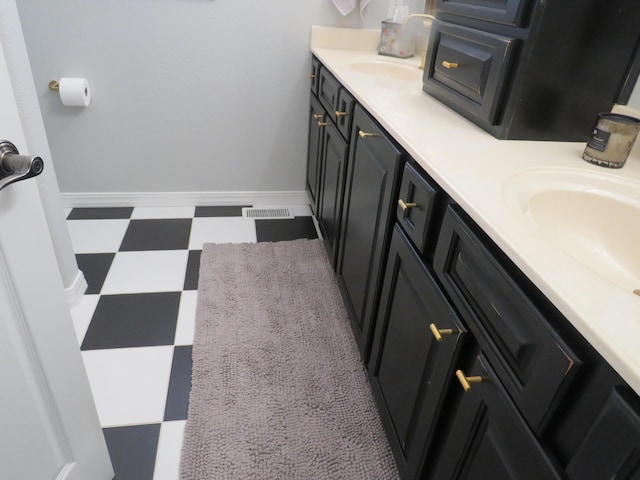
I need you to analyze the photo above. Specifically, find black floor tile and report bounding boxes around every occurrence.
[81,292,180,350]
[195,205,250,217]
[184,250,201,291]
[119,218,192,251]
[103,423,161,480]
[164,345,193,421]
[255,217,318,242]
[67,207,133,220]
[76,253,115,294]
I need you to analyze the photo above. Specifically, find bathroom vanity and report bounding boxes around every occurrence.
[308,25,640,480]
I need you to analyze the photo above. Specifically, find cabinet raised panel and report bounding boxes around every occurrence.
[317,121,348,267]
[337,105,404,360]
[305,95,324,214]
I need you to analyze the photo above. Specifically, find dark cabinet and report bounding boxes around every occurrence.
[424,0,640,140]
[316,120,348,266]
[368,225,467,479]
[306,56,640,480]
[336,105,404,361]
[433,205,581,433]
[566,387,640,479]
[305,94,324,215]
[427,353,563,480]
[305,59,355,266]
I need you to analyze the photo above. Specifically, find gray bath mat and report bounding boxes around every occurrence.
[180,239,399,479]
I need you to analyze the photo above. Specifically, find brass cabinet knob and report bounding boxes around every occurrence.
[335,110,348,117]
[442,61,459,69]
[313,113,324,120]
[358,131,380,139]
[455,369,486,392]
[308,74,317,78]
[317,121,330,127]
[429,323,457,342]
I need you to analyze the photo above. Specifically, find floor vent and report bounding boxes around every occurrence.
[242,207,293,219]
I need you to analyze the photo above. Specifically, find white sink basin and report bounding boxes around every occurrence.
[503,168,640,294]
[349,60,421,81]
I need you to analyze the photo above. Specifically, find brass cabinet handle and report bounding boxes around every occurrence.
[442,61,459,69]
[455,369,486,392]
[429,323,457,342]
[358,131,380,139]
[308,74,317,78]
[313,113,324,120]
[335,110,348,117]
[317,121,330,127]
[398,199,418,211]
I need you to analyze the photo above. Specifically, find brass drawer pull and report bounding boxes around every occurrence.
[335,110,348,117]
[308,74,317,79]
[317,121,330,127]
[398,199,418,212]
[442,61,459,69]
[456,369,486,392]
[313,113,324,120]
[358,131,380,139]
[429,323,457,342]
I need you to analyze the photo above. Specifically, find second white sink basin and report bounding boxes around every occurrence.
[503,168,640,294]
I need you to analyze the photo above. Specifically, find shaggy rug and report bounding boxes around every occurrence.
[179,239,399,479]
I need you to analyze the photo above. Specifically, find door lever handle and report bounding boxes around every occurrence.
[0,140,44,192]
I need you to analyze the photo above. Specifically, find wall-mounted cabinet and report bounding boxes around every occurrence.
[424,0,640,140]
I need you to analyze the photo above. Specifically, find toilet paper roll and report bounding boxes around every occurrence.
[58,77,91,107]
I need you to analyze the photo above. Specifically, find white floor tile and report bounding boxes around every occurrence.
[67,219,130,253]
[82,346,174,427]
[175,291,197,345]
[69,294,100,345]
[101,250,189,294]
[153,420,186,480]
[131,207,195,219]
[189,217,256,249]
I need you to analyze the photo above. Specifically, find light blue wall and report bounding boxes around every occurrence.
[16,0,422,196]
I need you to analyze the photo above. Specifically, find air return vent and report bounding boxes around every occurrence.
[242,207,293,219]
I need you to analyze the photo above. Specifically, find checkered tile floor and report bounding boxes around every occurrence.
[67,205,318,480]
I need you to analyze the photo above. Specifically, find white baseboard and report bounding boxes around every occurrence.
[60,191,310,208]
[65,270,87,308]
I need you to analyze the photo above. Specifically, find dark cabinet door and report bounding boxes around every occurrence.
[305,95,324,215]
[427,353,563,480]
[369,225,467,479]
[566,387,640,480]
[317,119,348,268]
[336,105,404,360]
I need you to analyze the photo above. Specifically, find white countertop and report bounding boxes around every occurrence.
[311,26,640,393]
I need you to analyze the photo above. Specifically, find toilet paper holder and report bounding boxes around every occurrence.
[48,80,60,91]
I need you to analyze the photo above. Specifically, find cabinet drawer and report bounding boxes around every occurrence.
[396,162,440,255]
[335,88,355,142]
[437,0,530,26]
[423,20,517,124]
[318,67,341,118]
[433,205,581,432]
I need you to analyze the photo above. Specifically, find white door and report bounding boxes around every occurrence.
[0,35,114,480]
